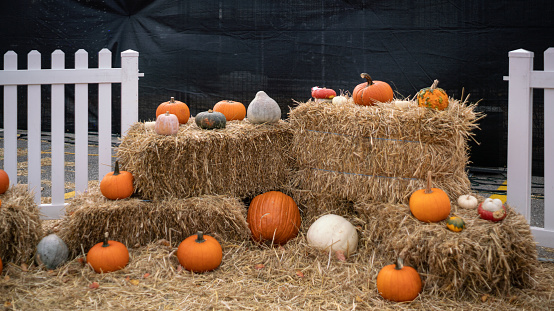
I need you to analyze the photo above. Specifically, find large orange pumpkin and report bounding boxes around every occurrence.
[417,79,449,110]
[352,73,394,106]
[247,191,301,245]
[87,232,129,273]
[409,171,451,222]
[376,257,422,302]
[155,97,190,124]
[0,169,9,194]
[213,100,246,121]
[100,160,134,200]
[176,231,223,273]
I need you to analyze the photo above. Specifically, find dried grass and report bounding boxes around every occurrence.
[117,119,294,201]
[0,185,43,264]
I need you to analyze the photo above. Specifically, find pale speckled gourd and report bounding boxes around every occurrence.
[36,234,69,270]
[246,91,281,124]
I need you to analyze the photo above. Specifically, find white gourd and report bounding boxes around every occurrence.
[307,214,358,256]
[36,234,69,270]
[457,194,478,209]
[144,121,156,131]
[481,198,503,212]
[246,91,281,124]
[332,95,348,105]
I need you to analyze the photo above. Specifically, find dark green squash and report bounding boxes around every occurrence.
[195,110,227,130]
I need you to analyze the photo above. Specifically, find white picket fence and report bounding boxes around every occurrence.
[506,48,554,248]
[0,49,142,219]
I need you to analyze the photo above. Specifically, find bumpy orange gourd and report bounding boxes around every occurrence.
[155,111,180,135]
[100,160,134,200]
[87,232,129,273]
[0,169,9,194]
[376,258,422,302]
[417,80,449,110]
[176,231,223,273]
[156,97,190,124]
[352,73,394,106]
[409,171,451,222]
[213,100,246,121]
[247,191,301,245]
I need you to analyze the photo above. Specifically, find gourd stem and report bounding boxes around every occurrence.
[165,111,170,116]
[360,73,374,86]
[395,257,404,270]
[195,231,205,243]
[102,232,110,247]
[208,109,213,113]
[425,171,433,194]
[113,160,121,176]
[430,79,439,91]
[170,97,175,104]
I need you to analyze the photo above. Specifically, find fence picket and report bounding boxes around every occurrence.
[27,50,42,205]
[544,48,554,233]
[74,49,89,194]
[98,49,112,181]
[51,50,65,206]
[3,51,17,186]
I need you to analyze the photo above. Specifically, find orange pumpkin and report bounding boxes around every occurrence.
[155,97,190,124]
[247,191,301,245]
[0,169,9,194]
[176,231,223,273]
[100,160,134,200]
[409,171,451,222]
[87,232,129,273]
[213,100,246,121]
[376,258,422,302]
[352,73,394,106]
[155,111,180,135]
[417,80,449,110]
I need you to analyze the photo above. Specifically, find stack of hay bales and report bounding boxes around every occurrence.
[0,185,42,264]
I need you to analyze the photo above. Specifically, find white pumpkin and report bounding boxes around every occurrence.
[457,194,478,209]
[307,214,358,256]
[332,95,348,105]
[36,234,69,270]
[246,91,281,124]
[481,198,503,212]
[144,121,156,131]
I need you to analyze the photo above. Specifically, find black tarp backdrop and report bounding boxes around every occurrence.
[1,0,553,173]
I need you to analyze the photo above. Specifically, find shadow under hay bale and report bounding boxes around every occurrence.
[57,183,250,256]
[288,98,483,204]
[117,119,293,201]
[0,185,43,264]
[354,199,538,296]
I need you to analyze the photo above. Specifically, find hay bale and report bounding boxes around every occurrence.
[288,98,482,204]
[355,199,538,295]
[0,185,43,264]
[57,183,250,256]
[117,119,293,200]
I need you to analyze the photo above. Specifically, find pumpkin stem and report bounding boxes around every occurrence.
[195,231,205,243]
[208,109,213,113]
[102,232,110,247]
[113,160,121,176]
[425,171,433,194]
[395,257,404,270]
[170,97,175,104]
[165,111,170,116]
[430,79,439,91]
[360,73,374,86]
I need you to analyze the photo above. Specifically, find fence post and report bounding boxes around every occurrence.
[507,49,534,221]
[544,47,554,232]
[3,51,17,186]
[120,50,140,137]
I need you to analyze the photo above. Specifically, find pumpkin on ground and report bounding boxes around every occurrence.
[213,100,246,121]
[155,112,180,135]
[446,216,466,232]
[156,97,190,124]
[352,73,394,106]
[100,160,134,200]
[409,171,451,222]
[306,214,358,256]
[417,80,449,110]
[36,234,69,270]
[478,198,507,222]
[376,257,422,302]
[457,194,478,209]
[195,110,227,130]
[247,191,301,245]
[87,232,129,273]
[177,231,222,273]
[0,169,9,194]
[246,91,281,124]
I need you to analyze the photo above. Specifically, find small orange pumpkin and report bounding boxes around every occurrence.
[177,231,223,273]
[213,100,246,121]
[247,191,301,245]
[0,169,9,194]
[100,160,134,200]
[87,232,129,273]
[417,80,449,110]
[376,257,422,302]
[155,111,180,135]
[352,73,394,106]
[409,171,451,222]
[155,97,190,124]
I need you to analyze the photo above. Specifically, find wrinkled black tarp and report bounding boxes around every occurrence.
[1,0,553,172]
